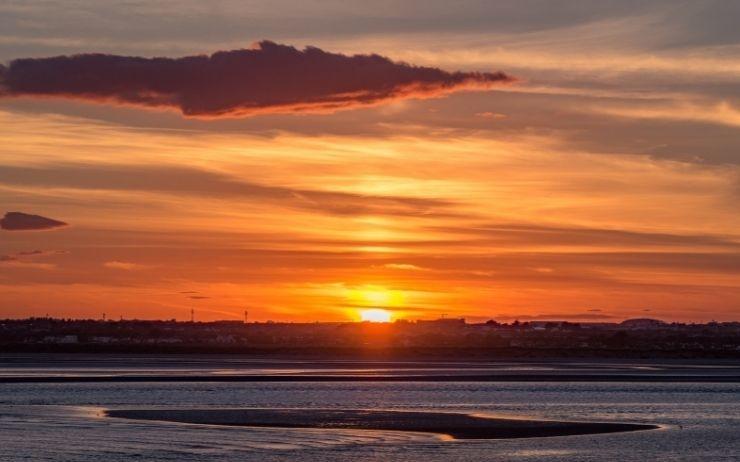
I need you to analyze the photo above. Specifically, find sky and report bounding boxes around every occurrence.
[1,0,739,323]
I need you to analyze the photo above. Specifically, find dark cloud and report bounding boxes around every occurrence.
[0,41,512,118]
[0,163,458,218]
[188,296,210,300]
[1,249,66,262]
[15,249,46,257]
[0,212,67,231]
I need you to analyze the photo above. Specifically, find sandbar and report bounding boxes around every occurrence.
[105,408,659,439]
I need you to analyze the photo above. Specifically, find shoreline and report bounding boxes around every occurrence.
[105,408,659,439]
[3,373,739,383]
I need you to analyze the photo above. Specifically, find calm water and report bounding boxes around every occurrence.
[1,379,738,461]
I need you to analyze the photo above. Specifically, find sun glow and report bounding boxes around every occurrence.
[359,308,392,323]
[347,286,405,307]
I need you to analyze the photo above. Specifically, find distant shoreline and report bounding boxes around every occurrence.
[3,318,739,359]
[105,408,660,439]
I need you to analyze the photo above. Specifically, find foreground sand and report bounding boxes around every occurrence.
[106,408,658,439]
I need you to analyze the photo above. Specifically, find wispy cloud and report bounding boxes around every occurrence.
[0,248,64,270]
[589,101,740,129]
[103,261,149,270]
[0,162,459,218]
[432,223,740,249]
[382,263,426,271]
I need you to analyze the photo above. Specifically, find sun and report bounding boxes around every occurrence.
[345,286,404,322]
[359,308,392,323]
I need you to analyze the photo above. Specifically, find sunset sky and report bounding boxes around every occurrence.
[1,0,739,323]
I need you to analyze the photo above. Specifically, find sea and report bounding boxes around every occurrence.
[0,356,738,461]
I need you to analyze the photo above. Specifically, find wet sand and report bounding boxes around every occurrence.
[105,408,659,439]
[4,355,738,383]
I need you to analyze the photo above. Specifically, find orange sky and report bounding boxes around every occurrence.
[1,1,739,323]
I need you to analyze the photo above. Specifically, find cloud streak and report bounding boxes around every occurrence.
[0,163,457,218]
[433,223,740,249]
[0,211,67,231]
[0,248,64,270]
[0,41,513,118]
[103,261,149,270]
